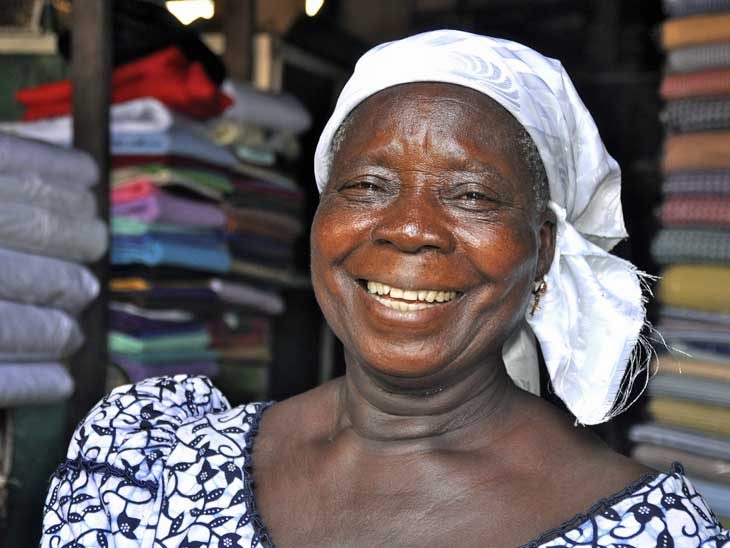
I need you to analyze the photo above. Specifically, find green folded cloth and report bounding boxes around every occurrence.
[215,361,269,405]
[111,348,218,364]
[111,217,215,236]
[109,330,211,354]
[652,228,730,264]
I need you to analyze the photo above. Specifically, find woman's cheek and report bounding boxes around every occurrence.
[312,201,374,265]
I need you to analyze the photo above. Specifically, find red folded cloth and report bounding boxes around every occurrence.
[661,195,730,227]
[661,68,730,100]
[17,47,232,121]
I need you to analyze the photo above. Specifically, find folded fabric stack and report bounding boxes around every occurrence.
[4,38,310,403]
[629,0,730,526]
[0,133,105,408]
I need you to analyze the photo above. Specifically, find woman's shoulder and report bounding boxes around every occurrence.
[61,375,240,467]
[528,463,730,547]
[41,375,272,547]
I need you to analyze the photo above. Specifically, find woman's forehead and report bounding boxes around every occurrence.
[338,83,524,150]
[332,82,529,171]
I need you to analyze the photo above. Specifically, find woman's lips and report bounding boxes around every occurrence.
[361,279,459,312]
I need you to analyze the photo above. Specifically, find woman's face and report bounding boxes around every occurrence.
[311,82,555,386]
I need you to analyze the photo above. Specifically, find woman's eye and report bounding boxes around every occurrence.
[342,181,381,192]
[354,182,379,191]
[461,191,488,201]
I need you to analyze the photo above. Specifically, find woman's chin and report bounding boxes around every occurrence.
[350,345,461,386]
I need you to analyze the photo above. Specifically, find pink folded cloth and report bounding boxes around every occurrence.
[111,180,158,204]
[112,189,225,227]
[661,195,730,227]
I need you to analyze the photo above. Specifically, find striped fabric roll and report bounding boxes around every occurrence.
[663,97,730,133]
[661,195,730,226]
[664,0,730,17]
[661,68,730,99]
[630,422,730,460]
[663,170,730,194]
[663,131,730,171]
[633,443,730,485]
[667,43,730,73]
[652,227,730,264]
[649,374,730,406]
[662,13,730,50]
[658,264,730,313]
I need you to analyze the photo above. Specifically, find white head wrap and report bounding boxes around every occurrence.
[314,29,648,425]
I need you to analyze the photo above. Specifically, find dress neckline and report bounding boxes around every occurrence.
[242,402,683,548]
[243,401,277,547]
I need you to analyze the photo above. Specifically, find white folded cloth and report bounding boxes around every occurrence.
[0,363,74,408]
[0,132,98,189]
[0,248,99,314]
[0,300,83,362]
[0,98,207,146]
[0,201,107,263]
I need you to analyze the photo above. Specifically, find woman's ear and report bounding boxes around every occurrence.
[536,207,557,280]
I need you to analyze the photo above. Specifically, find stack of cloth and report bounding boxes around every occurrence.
[1,15,310,404]
[0,133,105,409]
[629,0,730,527]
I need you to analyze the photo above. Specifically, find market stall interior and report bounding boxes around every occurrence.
[0,0,728,545]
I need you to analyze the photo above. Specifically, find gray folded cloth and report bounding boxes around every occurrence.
[0,173,96,219]
[0,300,83,361]
[630,422,730,460]
[0,201,107,263]
[663,0,730,17]
[0,132,98,189]
[663,97,730,133]
[0,363,74,408]
[0,248,99,314]
[666,43,730,73]
[221,79,312,134]
[649,374,730,407]
[652,228,730,264]
[210,278,284,315]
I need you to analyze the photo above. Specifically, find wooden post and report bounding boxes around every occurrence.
[67,0,112,432]
[222,0,255,81]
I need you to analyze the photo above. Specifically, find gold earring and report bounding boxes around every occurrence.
[529,279,547,317]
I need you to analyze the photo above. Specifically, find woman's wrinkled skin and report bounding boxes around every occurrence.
[252,83,648,548]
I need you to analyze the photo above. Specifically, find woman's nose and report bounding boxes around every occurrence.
[371,198,454,253]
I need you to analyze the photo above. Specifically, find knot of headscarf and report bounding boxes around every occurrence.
[313,29,648,425]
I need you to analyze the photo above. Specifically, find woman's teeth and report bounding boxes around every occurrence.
[366,280,457,311]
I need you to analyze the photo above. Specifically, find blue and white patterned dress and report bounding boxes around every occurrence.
[40,376,730,547]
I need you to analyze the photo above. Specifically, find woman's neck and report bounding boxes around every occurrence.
[335,353,521,450]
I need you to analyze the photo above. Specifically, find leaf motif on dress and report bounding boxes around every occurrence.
[169,512,185,536]
[96,530,109,548]
[600,507,621,521]
[656,529,674,548]
[209,516,233,529]
[205,488,225,502]
[91,424,113,436]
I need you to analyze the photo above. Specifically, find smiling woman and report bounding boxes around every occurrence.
[40,30,730,548]
[311,83,554,385]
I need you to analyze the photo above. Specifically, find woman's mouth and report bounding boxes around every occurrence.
[361,280,459,311]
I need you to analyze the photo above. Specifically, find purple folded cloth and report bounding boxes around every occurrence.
[112,190,225,227]
[109,309,204,337]
[112,355,219,383]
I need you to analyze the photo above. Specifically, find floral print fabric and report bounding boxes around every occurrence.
[41,376,729,547]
